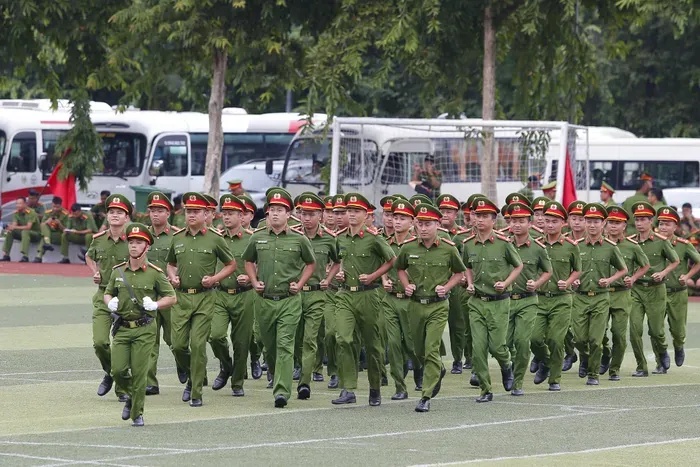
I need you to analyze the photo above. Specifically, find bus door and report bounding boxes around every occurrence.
[147,133,191,196]
[2,130,42,200]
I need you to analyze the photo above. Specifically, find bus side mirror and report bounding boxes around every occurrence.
[265,159,273,175]
[149,160,164,177]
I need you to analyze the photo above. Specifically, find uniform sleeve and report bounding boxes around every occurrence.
[241,233,258,262]
[154,270,176,297]
[214,235,235,265]
[27,210,38,225]
[87,214,98,232]
[634,244,650,268]
[610,245,626,271]
[538,246,553,273]
[328,237,340,264]
[299,235,316,265]
[685,243,700,265]
[570,244,583,272]
[449,246,467,273]
[374,234,396,263]
[105,269,118,296]
[166,238,177,264]
[462,242,472,269]
[395,248,409,270]
[87,237,98,261]
[662,239,680,263]
[504,241,522,268]
[64,217,73,230]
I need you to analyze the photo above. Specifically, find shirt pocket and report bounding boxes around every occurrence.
[276,245,301,261]
[313,248,329,264]
[93,248,106,262]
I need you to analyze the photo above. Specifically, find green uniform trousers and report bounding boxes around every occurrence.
[171,290,215,400]
[602,289,631,377]
[335,288,383,391]
[37,227,61,257]
[565,329,576,358]
[296,290,326,387]
[209,290,255,390]
[469,296,511,396]
[250,318,264,363]
[256,293,302,400]
[448,286,467,363]
[408,299,448,400]
[459,287,473,363]
[61,232,92,257]
[666,289,688,351]
[506,296,538,390]
[3,229,41,256]
[572,293,610,379]
[147,306,175,388]
[112,320,156,421]
[92,289,125,397]
[323,291,338,377]
[530,294,572,385]
[314,320,325,374]
[630,284,667,372]
[384,294,418,394]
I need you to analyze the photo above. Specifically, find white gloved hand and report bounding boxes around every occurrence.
[108,297,119,312]
[142,296,158,311]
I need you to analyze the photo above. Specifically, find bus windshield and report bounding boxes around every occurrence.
[96,133,147,177]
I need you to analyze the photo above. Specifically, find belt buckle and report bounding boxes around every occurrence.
[187,288,197,294]
[350,286,359,292]
[481,296,489,302]
[396,293,404,299]
[512,294,521,300]
[273,296,281,301]
[227,289,237,294]
[587,292,595,297]
[419,298,429,305]
[128,321,137,329]
[302,285,311,292]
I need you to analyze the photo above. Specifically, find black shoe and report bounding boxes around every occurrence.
[549,383,561,391]
[131,415,144,427]
[251,360,263,380]
[586,377,599,386]
[145,386,160,396]
[451,361,463,374]
[177,367,187,384]
[469,372,480,387]
[328,375,339,389]
[43,244,54,252]
[501,364,514,392]
[369,388,381,407]
[332,389,356,405]
[562,353,577,372]
[274,394,288,408]
[32,257,42,263]
[212,370,230,391]
[261,361,268,371]
[313,372,324,382]
[121,397,132,420]
[475,393,493,403]
[292,367,301,381]
[19,256,29,263]
[661,351,671,370]
[599,354,611,375]
[182,381,192,402]
[534,363,549,385]
[632,370,649,377]
[511,388,524,396]
[529,358,539,374]
[118,394,129,403]
[232,388,245,397]
[0,255,10,262]
[297,384,311,400]
[58,258,70,264]
[463,358,473,370]
[578,357,588,378]
[414,367,424,391]
[652,366,667,374]
[432,366,447,398]
[189,398,202,407]
[381,375,388,386]
[391,391,408,400]
[415,397,430,412]
[97,374,113,396]
[675,347,685,367]
[609,374,621,381]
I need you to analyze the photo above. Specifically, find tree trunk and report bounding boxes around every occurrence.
[202,47,228,198]
[481,5,497,202]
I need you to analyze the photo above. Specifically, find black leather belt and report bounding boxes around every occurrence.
[475,292,510,302]
[412,296,448,305]
[636,281,663,288]
[328,284,339,291]
[340,284,380,292]
[224,285,253,295]
[263,293,291,301]
[120,316,154,328]
[389,291,409,299]
[575,290,608,296]
[538,291,569,297]
[667,286,688,293]
[178,287,210,294]
[609,286,630,293]
[302,284,322,292]
[510,292,537,300]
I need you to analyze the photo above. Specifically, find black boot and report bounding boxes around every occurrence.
[292,367,301,381]
[534,363,549,385]
[661,351,671,370]
[562,353,577,372]
[177,367,187,384]
[121,397,132,420]
[451,360,462,374]
[469,372,480,387]
[182,380,192,402]
[327,375,339,389]
[297,384,311,400]
[599,354,611,375]
[675,347,685,367]
[529,357,539,373]
[369,388,381,407]
[578,356,588,378]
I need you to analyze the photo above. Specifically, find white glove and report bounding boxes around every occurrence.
[142,296,158,311]
[108,297,119,312]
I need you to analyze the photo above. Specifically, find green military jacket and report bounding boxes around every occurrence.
[91,203,106,227]
[147,224,177,271]
[395,236,466,299]
[28,202,45,220]
[65,211,97,233]
[386,233,414,293]
[630,232,679,284]
[170,209,186,228]
[218,226,254,290]
[461,230,522,296]
[576,236,626,293]
[529,225,545,239]
[166,226,235,290]
[453,227,473,255]
[43,208,69,232]
[540,234,581,294]
[666,235,700,289]
[87,229,129,288]
[105,262,175,320]
[212,214,224,231]
[511,235,552,294]
[336,225,396,288]
[295,225,340,287]
[602,199,618,208]
[609,236,649,289]
[241,225,316,295]
[12,207,41,233]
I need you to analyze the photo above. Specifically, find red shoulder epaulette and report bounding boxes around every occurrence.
[244,228,254,235]
[604,237,617,246]
[148,262,164,273]
[290,225,304,234]
[655,233,668,240]
[565,236,578,245]
[534,238,546,249]
[531,226,544,234]
[92,230,107,239]
[462,234,476,243]
[172,227,185,234]
[677,237,690,244]
[322,226,337,237]
[112,261,127,270]
[208,227,224,237]
[401,236,417,245]
[252,226,266,233]
[365,227,379,236]
[335,227,349,235]
[496,233,512,243]
[437,226,449,232]
[441,238,456,246]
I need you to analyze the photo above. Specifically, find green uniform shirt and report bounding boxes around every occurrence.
[212,215,224,230]
[576,237,626,293]
[105,262,176,320]
[170,209,186,228]
[622,193,648,230]
[242,226,316,295]
[387,233,413,293]
[91,203,107,226]
[298,225,340,286]
[87,230,129,288]
[65,211,98,233]
[461,231,522,296]
[511,236,552,294]
[336,226,396,287]
[437,227,454,241]
[28,202,45,220]
[395,237,466,298]
[540,234,582,294]
[43,208,69,232]
[12,208,41,233]
[218,227,254,290]
[147,224,176,271]
[166,227,235,290]
[609,236,649,289]
[631,233,680,284]
[602,199,618,208]
[666,235,700,289]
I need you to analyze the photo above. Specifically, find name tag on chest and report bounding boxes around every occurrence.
[409,255,420,259]
[257,240,268,244]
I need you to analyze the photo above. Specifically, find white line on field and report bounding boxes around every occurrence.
[0,451,138,466]
[0,440,186,452]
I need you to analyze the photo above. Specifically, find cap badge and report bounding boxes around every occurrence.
[189,195,196,201]
[153,194,160,200]
[420,207,427,213]
[398,203,405,209]
[663,208,670,214]
[590,206,597,212]
[273,193,281,199]
[478,200,485,207]
[350,196,357,202]
[132,227,140,233]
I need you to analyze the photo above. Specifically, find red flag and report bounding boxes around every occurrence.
[46,163,77,209]
[562,149,577,207]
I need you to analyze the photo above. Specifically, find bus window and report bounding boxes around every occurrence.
[621,161,700,190]
[96,133,147,177]
[151,135,188,177]
[7,132,37,172]
[42,130,68,174]
[0,131,6,166]
[588,161,614,189]
[190,133,295,173]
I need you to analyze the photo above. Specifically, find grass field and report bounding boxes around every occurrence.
[2,271,700,466]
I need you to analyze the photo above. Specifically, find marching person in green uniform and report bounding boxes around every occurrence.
[656,206,700,368]
[323,196,337,232]
[562,201,586,373]
[144,191,184,394]
[35,196,69,263]
[531,201,581,391]
[1,196,42,262]
[239,195,257,230]
[332,192,396,407]
[397,203,466,412]
[60,204,97,264]
[170,194,186,228]
[628,201,679,376]
[242,188,316,407]
[600,182,617,208]
[209,194,256,396]
[203,194,224,230]
[85,194,132,400]
[570,203,627,385]
[462,197,522,402]
[601,206,650,380]
[379,196,395,238]
[104,222,177,426]
[166,192,237,407]
[530,197,548,238]
[505,202,552,395]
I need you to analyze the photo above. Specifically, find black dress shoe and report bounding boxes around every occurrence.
[501,364,514,392]
[469,372,480,387]
[232,388,245,397]
[534,363,549,385]
[661,351,671,370]
[599,354,611,375]
[131,415,144,427]
[189,398,203,407]
[121,397,132,420]
[58,258,70,264]
[313,372,324,382]
[145,386,160,396]
[414,367,424,391]
[586,377,599,386]
[549,383,561,391]
[562,354,576,372]
[182,381,192,402]
[463,358,473,370]
[274,394,288,408]
[251,360,263,380]
[578,357,588,378]
[177,367,187,384]
[381,375,388,386]
[43,244,54,252]
[391,391,408,400]
[261,361,269,371]
[475,393,493,403]
[369,388,381,407]
[675,347,685,367]
[97,374,113,396]
[529,358,539,373]
[292,367,301,381]
[652,366,667,374]
[609,374,621,381]
[32,257,42,263]
[332,389,356,405]
[415,398,430,412]
[0,255,10,262]
[451,361,463,374]
[297,384,311,400]
[631,370,649,377]
[212,370,230,391]
[432,366,447,398]
[19,256,29,263]
[118,394,129,403]
[511,388,524,396]
[328,375,339,389]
